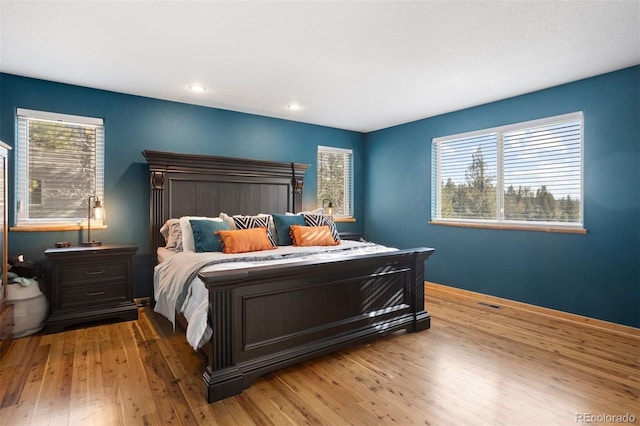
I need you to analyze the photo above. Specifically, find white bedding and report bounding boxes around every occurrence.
[157,247,178,263]
[153,240,397,350]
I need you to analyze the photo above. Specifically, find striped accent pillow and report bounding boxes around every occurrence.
[232,215,277,247]
[302,214,340,243]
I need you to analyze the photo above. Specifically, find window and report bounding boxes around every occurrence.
[317,146,353,218]
[16,109,104,228]
[431,112,584,232]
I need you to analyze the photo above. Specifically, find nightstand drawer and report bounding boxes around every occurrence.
[60,262,127,286]
[59,281,128,309]
[44,244,138,333]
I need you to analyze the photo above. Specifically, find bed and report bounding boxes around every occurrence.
[144,149,435,403]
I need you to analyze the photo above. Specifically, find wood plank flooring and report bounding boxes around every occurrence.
[0,283,637,425]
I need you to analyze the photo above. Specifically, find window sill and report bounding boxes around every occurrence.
[333,217,356,223]
[11,224,108,232]
[429,220,586,234]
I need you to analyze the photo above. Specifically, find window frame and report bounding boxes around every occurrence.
[15,108,105,230]
[431,112,585,234]
[317,145,354,220]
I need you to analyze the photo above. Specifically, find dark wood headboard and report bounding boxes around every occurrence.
[143,150,309,262]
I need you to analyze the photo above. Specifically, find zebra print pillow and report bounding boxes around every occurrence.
[302,214,340,242]
[232,215,277,247]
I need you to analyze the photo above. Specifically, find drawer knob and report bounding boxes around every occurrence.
[86,291,105,297]
[86,270,105,276]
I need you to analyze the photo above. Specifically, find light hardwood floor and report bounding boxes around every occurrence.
[0,283,638,425]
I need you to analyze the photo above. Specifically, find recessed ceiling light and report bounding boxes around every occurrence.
[287,103,302,111]
[189,84,206,93]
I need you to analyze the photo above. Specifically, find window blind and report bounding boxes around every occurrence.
[435,133,498,220]
[432,112,583,229]
[317,146,353,217]
[502,119,582,223]
[16,109,104,226]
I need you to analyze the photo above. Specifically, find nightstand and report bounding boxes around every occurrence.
[339,232,365,241]
[43,244,138,333]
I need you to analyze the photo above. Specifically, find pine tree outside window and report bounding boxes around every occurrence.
[431,112,584,233]
[317,146,353,218]
[16,109,104,229]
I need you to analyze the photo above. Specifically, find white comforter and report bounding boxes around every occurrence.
[153,240,396,350]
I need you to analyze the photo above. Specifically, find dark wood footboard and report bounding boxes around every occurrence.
[199,247,434,403]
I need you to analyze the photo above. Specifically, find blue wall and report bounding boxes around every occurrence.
[364,66,639,327]
[1,67,638,327]
[0,73,366,298]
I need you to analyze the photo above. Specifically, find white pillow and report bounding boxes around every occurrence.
[179,216,223,252]
[218,213,237,230]
[160,218,182,249]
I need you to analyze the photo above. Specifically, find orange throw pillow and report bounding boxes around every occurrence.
[290,225,339,247]
[215,227,276,254]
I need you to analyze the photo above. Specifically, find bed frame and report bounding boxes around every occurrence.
[144,150,434,403]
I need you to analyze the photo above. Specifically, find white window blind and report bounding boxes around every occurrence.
[16,108,104,227]
[317,146,353,217]
[432,112,583,230]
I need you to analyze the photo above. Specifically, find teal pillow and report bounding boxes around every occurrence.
[272,214,305,245]
[189,219,230,252]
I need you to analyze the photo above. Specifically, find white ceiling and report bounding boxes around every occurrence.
[1,1,639,133]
